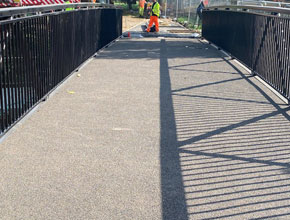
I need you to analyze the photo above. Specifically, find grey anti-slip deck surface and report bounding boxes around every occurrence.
[1,23,290,220]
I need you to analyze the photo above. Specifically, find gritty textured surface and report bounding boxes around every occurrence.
[1,23,290,220]
[122,14,146,32]
[0,38,162,220]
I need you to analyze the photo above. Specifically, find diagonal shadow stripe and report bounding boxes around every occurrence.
[169,59,224,68]
[187,183,290,201]
[178,106,290,148]
[172,76,251,93]
[222,57,290,121]
[190,197,290,217]
[188,189,290,208]
[185,177,290,194]
[172,93,272,105]
[184,172,288,188]
[251,212,290,220]
[201,204,290,220]
[170,68,238,75]
[180,148,290,169]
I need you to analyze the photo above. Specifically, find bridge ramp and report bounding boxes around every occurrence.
[1,25,290,219]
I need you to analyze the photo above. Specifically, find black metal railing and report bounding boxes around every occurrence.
[202,6,290,102]
[0,5,122,134]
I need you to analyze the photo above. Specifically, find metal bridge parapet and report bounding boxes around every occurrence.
[202,4,290,103]
[0,4,122,135]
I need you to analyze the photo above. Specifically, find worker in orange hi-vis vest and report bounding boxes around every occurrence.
[139,0,146,17]
[146,0,160,32]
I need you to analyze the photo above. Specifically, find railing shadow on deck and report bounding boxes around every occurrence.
[96,38,290,219]
[159,39,290,220]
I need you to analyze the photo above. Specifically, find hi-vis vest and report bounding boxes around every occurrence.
[151,2,160,17]
[65,0,73,11]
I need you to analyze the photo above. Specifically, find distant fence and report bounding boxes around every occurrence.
[0,4,122,134]
[202,6,290,102]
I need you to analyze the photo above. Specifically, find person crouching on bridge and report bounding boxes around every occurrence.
[146,0,160,33]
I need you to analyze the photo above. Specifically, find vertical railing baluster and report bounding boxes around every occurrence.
[0,25,5,132]
[0,6,122,135]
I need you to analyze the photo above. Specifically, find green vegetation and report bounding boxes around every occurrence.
[115,2,139,11]
[177,15,202,32]
[177,17,186,24]
[114,1,139,16]
[116,0,202,31]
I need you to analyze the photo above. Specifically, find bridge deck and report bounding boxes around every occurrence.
[1,23,290,219]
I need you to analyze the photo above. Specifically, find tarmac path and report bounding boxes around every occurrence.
[1,23,290,219]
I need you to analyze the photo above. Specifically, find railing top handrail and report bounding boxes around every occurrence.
[208,0,290,7]
[0,3,120,18]
[205,4,290,15]
[237,0,290,7]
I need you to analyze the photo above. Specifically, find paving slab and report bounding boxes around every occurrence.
[0,24,290,220]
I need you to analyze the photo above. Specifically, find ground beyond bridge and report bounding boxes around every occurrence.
[1,22,290,219]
